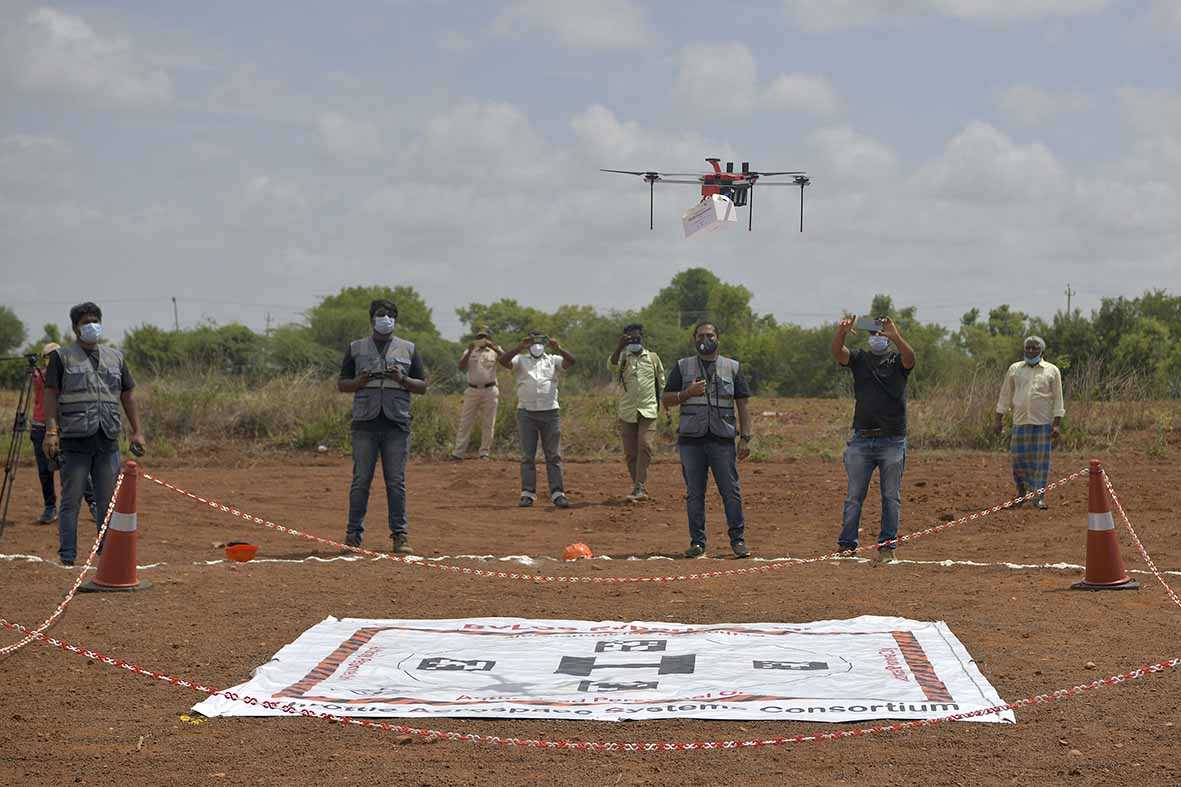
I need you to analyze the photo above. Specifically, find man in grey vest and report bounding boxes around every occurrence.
[338,299,427,554]
[661,322,753,559]
[41,302,146,566]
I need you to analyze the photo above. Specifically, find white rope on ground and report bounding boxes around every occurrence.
[0,471,124,657]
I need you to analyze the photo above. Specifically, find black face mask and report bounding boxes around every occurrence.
[696,338,719,356]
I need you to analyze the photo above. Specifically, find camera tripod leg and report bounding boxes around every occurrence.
[0,364,36,537]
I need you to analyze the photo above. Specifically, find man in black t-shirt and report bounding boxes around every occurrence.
[831,316,915,562]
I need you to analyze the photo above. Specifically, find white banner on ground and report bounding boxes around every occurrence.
[193,615,1013,723]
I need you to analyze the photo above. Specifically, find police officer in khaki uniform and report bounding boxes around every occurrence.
[338,299,427,553]
[450,326,502,460]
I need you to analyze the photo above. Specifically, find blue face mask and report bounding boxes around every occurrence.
[79,323,103,344]
[1025,355,1041,366]
[868,335,889,354]
[373,315,395,335]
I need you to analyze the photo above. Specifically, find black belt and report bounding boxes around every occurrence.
[469,382,497,389]
[854,428,886,438]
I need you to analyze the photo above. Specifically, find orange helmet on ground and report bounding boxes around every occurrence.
[562,543,593,561]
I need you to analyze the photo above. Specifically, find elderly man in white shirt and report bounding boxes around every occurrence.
[994,335,1066,510]
[499,331,576,509]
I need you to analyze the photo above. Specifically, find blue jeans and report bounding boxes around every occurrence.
[347,428,410,540]
[59,446,120,563]
[838,434,907,550]
[679,438,745,547]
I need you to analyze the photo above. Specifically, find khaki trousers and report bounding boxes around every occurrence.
[619,416,656,486]
[453,386,499,457]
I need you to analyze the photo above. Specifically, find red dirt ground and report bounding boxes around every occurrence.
[2,449,1179,785]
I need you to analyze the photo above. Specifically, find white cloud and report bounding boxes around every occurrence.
[673,44,759,116]
[571,104,734,165]
[809,126,897,181]
[916,121,1064,203]
[317,112,385,161]
[437,31,472,53]
[1148,0,1181,30]
[5,7,173,106]
[495,0,648,49]
[997,83,1091,126]
[764,74,843,116]
[784,0,1110,31]
[674,45,843,119]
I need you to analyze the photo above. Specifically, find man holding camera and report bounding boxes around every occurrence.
[609,323,665,500]
[500,331,575,509]
[661,322,753,559]
[831,315,915,562]
[338,299,427,554]
[450,326,502,461]
[41,303,146,567]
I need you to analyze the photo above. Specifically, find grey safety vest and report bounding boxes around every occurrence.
[56,342,124,439]
[349,335,415,423]
[676,355,740,439]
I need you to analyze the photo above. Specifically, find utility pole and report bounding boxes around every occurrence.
[172,296,179,331]
[1064,283,1076,314]
[265,312,272,336]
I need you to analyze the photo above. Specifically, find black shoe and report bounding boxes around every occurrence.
[684,543,706,559]
[449,454,464,462]
[838,543,858,556]
[340,533,362,554]
[391,534,412,555]
[61,559,75,567]
[553,494,570,509]
[731,540,751,559]
[38,505,57,524]
[519,495,534,508]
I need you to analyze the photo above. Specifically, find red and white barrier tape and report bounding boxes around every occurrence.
[140,468,1089,584]
[0,471,124,657]
[0,614,1176,751]
[1103,470,1181,610]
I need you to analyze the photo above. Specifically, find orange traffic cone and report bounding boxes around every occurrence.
[80,461,151,593]
[1071,459,1138,591]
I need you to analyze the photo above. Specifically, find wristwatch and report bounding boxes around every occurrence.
[739,433,752,442]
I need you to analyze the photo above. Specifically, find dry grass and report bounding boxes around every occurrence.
[1,373,1177,462]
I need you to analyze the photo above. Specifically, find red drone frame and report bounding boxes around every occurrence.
[602,158,811,232]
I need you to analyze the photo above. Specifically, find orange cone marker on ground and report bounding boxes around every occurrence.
[1071,459,1138,591]
[80,461,152,593]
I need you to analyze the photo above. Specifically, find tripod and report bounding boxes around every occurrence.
[0,354,40,539]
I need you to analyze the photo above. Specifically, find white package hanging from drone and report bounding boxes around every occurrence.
[682,194,737,238]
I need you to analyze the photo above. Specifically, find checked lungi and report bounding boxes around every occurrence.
[1010,423,1053,493]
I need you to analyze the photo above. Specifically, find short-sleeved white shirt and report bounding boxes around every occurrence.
[512,353,561,411]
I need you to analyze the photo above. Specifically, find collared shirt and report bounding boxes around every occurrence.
[996,360,1065,426]
[465,346,500,387]
[512,353,561,411]
[610,348,665,422]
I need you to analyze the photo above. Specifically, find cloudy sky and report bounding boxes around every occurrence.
[2,0,1179,342]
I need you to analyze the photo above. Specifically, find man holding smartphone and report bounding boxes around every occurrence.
[338,298,427,554]
[831,314,916,562]
[661,322,753,559]
[609,323,665,500]
[500,331,575,509]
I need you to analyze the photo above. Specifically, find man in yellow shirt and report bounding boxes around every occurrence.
[609,324,665,500]
[994,336,1065,510]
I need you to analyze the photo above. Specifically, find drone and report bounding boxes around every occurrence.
[601,158,811,232]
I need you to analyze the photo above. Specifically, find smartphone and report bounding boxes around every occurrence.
[855,316,884,333]
[130,443,145,457]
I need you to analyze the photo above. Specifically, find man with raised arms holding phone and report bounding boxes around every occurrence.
[338,298,427,554]
[500,331,575,509]
[831,314,916,562]
[661,322,753,559]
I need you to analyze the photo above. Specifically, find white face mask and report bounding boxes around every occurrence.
[868,335,889,354]
[529,343,545,358]
[79,323,103,344]
[627,343,643,354]
[373,315,395,335]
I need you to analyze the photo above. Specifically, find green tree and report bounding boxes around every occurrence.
[650,268,722,328]
[0,306,26,357]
